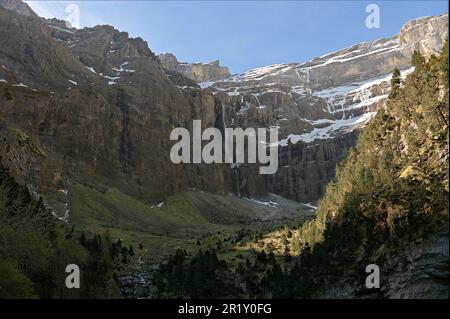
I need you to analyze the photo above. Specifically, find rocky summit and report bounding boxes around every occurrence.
[158,53,231,82]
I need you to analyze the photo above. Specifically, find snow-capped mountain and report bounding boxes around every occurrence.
[195,14,447,146]
[168,13,447,201]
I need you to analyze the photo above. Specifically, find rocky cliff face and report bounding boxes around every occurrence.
[158,53,231,82]
[0,3,237,218]
[399,14,449,56]
[0,1,448,211]
[382,228,449,299]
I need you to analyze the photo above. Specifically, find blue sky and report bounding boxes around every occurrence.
[26,1,448,74]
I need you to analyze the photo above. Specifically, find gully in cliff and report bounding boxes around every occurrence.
[170,120,279,174]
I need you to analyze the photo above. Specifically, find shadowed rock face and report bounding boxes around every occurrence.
[158,53,231,82]
[0,5,236,211]
[0,1,448,209]
[265,133,359,202]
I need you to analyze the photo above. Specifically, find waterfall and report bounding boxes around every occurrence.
[222,102,241,197]
[222,102,234,164]
[221,101,226,130]
[221,103,231,162]
[234,169,241,197]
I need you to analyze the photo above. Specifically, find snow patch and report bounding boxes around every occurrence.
[309,43,401,69]
[112,62,136,73]
[84,66,97,74]
[199,81,215,89]
[301,203,317,210]
[103,75,121,80]
[48,24,74,34]
[279,112,376,145]
[177,85,198,90]
[311,67,414,114]
[244,197,278,208]
[229,64,293,82]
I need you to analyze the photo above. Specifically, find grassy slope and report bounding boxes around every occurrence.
[69,183,314,262]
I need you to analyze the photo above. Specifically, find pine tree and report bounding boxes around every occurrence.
[389,67,401,99]
[412,50,425,69]
[79,232,86,247]
[128,245,134,256]
[3,85,13,100]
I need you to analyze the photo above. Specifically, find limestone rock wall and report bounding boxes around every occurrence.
[158,53,231,82]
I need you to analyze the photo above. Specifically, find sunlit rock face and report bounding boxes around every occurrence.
[158,53,231,82]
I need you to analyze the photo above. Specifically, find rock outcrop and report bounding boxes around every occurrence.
[158,53,231,82]
[399,14,449,56]
[320,224,449,299]
[1,2,448,298]
[0,0,36,17]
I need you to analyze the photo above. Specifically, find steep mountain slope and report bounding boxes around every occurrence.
[0,0,35,16]
[0,0,448,299]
